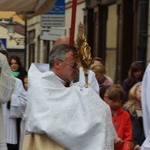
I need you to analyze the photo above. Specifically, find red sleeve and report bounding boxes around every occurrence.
[122,113,134,150]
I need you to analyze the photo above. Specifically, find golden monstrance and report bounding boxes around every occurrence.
[76,22,92,87]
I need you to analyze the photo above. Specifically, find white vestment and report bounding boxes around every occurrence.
[0,54,16,150]
[25,63,116,150]
[141,63,150,150]
[35,64,100,93]
[2,78,27,144]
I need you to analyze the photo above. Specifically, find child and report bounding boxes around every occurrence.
[99,85,111,100]
[104,84,134,150]
[23,75,28,91]
[124,82,145,150]
[19,75,28,150]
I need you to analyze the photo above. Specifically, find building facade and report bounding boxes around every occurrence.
[26,0,85,69]
[83,0,149,84]
[0,12,25,65]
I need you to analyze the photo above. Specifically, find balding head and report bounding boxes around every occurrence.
[54,36,70,46]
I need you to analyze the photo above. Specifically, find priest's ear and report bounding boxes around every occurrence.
[54,59,61,69]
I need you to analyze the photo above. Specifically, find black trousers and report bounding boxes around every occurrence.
[7,118,21,150]
[7,144,18,150]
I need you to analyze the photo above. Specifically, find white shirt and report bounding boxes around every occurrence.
[2,78,27,144]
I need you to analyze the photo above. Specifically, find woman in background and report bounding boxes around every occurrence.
[9,55,27,83]
[122,62,143,103]
[90,64,113,92]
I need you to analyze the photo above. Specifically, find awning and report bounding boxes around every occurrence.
[0,0,56,19]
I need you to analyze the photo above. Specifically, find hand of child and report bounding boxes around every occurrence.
[134,145,141,150]
[114,137,123,144]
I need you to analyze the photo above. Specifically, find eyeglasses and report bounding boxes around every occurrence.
[57,59,78,69]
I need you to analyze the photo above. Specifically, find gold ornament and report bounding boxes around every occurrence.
[76,22,92,87]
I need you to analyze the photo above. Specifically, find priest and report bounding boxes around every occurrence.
[23,44,116,150]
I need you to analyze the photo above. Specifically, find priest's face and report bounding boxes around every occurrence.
[54,51,79,82]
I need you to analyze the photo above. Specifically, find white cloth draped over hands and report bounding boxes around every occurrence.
[25,63,116,150]
[74,67,99,93]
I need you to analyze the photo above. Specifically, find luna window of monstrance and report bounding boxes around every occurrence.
[76,22,92,87]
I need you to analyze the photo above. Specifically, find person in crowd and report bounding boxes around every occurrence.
[90,64,113,91]
[23,75,28,91]
[90,57,105,66]
[22,44,116,150]
[54,36,70,47]
[122,61,143,103]
[124,82,145,150]
[0,53,16,150]
[104,84,134,150]
[8,55,27,83]
[141,64,150,150]
[99,85,111,100]
[90,56,113,83]
[19,75,28,150]
[0,51,27,150]
[8,55,27,149]
[99,85,127,145]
